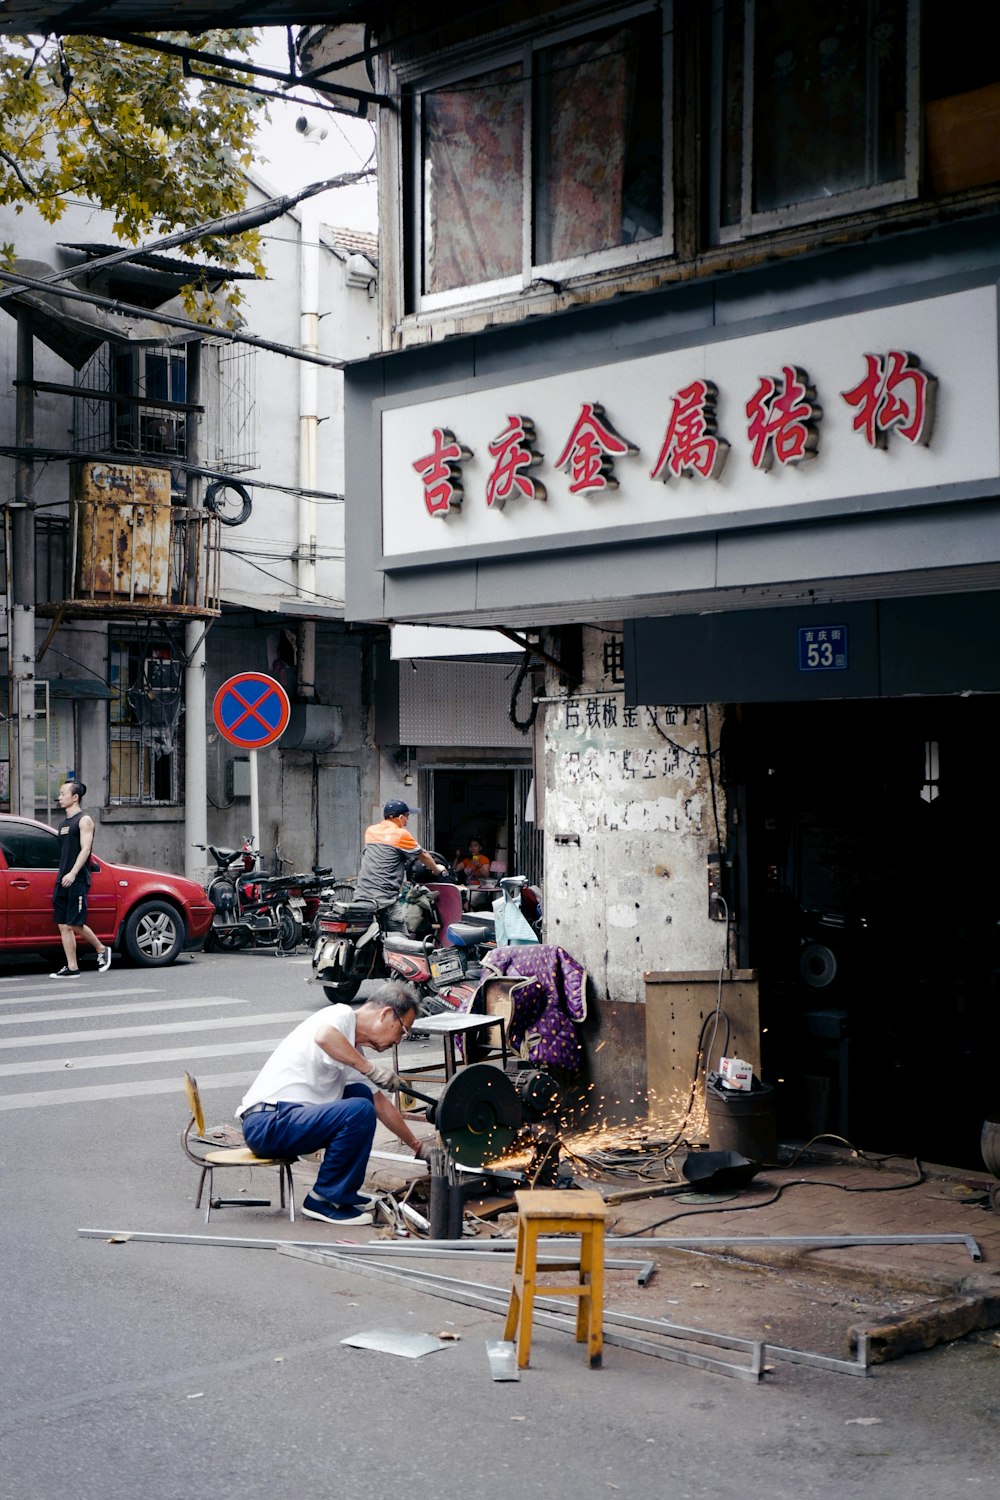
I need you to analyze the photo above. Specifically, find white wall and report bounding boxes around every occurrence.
[542,625,727,1003]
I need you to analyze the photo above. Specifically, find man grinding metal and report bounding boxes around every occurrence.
[237,980,434,1225]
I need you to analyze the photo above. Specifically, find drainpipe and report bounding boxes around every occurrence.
[184,340,208,880]
[11,308,36,815]
[297,201,319,703]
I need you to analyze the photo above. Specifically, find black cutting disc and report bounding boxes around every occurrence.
[435,1064,522,1168]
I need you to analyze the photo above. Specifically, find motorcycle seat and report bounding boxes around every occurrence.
[383,932,433,955]
[208,846,242,865]
[446,918,495,948]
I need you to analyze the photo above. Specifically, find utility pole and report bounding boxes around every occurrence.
[11,308,36,815]
[184,340,208,882]
[297,200,320,705]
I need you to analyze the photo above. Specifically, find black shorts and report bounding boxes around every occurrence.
[53,880,90,928]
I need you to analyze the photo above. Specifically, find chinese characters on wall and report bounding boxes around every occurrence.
[412,351,938,518]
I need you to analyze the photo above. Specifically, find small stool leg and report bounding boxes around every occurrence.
[502,1217,526,1346]
[514,1221,539,1368]
[582,1223,604,1367]
[575,1225,591,1345]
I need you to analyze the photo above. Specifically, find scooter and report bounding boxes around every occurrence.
[196,843,302,954]
[310,853,496,1006]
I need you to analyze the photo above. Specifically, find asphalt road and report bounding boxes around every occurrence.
[1,947,998,1500]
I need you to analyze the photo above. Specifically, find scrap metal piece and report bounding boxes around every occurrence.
[486,1340,520,1381]
[341,1328,452,1359]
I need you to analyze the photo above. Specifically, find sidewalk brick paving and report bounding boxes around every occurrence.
[608,1156,1000,1296]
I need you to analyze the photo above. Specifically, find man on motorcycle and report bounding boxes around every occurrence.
[237,980,433,1226]
[354,799,446,906]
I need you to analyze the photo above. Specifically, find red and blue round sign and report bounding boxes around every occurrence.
[212,672,290,750]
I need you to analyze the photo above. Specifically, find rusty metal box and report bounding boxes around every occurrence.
[72,461,172,602]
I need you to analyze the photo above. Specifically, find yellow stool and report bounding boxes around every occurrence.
[503,1188,607,1369]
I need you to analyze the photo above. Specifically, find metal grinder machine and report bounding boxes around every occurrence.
[402,1063,563,1238]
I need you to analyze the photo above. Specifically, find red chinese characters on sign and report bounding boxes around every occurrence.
[486,415,546,509]
[412,427,473,518]
[841,351,937,448]
[745,365,822,471]
[411,348,942,519]
[554,402,638,495]
[650,379,730,482]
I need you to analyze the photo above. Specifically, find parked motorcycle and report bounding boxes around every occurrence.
[310,853,497,1006]
[195,843,304,954]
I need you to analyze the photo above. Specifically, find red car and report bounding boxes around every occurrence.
[0,814,215,967]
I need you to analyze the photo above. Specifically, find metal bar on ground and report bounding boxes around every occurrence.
[77,1228,981,1260]
[609,1234,984,1262]
[282,1247,868,1378]
[277,1246,766,1383]
[765,1340,870,1377]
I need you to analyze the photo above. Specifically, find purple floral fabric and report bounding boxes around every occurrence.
[483,945,588,1072]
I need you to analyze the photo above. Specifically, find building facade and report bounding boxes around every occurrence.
[313,0,1000,1165]
[1,176,381,880]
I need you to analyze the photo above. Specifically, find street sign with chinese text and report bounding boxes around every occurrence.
[798,626,849,673]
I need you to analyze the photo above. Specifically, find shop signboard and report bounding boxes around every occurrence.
[379,286,999,564]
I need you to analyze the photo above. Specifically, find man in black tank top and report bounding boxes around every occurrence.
[51,781,112,978]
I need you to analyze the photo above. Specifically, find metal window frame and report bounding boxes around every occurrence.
[107,631,183,808]
[709,0,921,247]
[409,1,673,315]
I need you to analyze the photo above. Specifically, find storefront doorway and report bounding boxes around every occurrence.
[423,766,542,886]
[737,696,1000,1168]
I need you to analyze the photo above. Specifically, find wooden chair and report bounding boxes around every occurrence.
[503,1188,607,1368]
[181,1073,296,1224]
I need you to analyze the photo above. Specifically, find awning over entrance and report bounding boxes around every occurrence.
[219,588,344,621]
[42,677,116,700]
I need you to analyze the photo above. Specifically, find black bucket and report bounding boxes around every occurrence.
[682,1150,761,1193]
[705,1072,778,1164]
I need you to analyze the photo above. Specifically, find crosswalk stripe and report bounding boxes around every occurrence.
[0,997,248,1028]
[0,1036,294,1079]
[0,987,159,1006]
[0,1070,259,1109]
[0,1010,313,1050]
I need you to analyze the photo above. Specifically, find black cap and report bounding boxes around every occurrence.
[384,798,420,817]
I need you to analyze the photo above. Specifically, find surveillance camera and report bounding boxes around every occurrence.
[295,115,329,143]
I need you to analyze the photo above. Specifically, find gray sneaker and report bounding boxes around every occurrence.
[97,946,112,973]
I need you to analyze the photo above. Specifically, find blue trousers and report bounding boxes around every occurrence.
[241,1084,376,1206]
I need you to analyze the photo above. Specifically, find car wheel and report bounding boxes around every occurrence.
[324,980,362,1003]
[124,900,185,966]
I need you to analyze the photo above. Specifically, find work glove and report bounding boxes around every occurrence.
[413,1138,437,1164]
[365,1056,403,1091]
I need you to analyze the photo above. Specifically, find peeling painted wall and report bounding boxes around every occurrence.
[543,626,727,1007]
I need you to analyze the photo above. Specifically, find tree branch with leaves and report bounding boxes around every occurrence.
[0,30,269,320]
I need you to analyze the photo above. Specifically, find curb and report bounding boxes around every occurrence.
[849,1291,1000,1363]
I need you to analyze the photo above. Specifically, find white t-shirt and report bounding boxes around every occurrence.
[237,1004,374,1117]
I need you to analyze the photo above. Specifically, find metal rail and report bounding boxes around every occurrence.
[279,1246,766,1384]
[76,1228,983,1260]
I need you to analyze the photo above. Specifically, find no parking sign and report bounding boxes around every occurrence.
[212,673,290,749]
